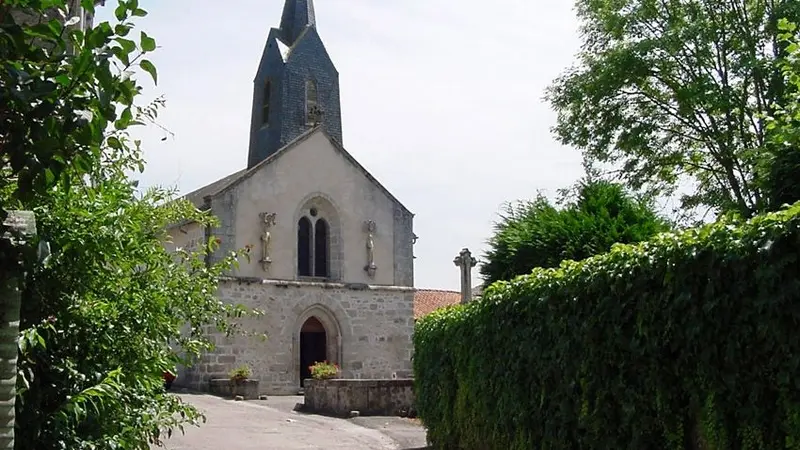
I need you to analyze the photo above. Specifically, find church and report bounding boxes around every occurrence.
[165,0,424,395]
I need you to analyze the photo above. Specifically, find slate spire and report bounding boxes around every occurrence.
[247,0,342,168]
[279,0,316,44]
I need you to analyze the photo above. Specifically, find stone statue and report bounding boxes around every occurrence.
[259,212,277,272]
[364,220,377,278]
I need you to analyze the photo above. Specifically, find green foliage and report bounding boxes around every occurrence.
[0,0,159,215]
[229,365,252,383]
[481,179,670,285]
[414,202,800,450]
[547,0,800,217]
[764,20,800,211]
[0,1,261,448]
[15,169,257,448]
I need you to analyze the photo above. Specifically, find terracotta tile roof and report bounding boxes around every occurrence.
[414,289,462,319]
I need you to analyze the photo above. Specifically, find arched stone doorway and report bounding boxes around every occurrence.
[293,305,342,388]
[299,317,327,386]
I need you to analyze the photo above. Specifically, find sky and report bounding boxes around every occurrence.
[95,0,585,291]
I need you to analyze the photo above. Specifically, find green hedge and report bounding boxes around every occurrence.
[413,203,800,450]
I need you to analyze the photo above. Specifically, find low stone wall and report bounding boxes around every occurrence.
[208,379,260,400]
[304,379,415,417]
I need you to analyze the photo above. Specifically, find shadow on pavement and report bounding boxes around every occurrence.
[251,394,429,449]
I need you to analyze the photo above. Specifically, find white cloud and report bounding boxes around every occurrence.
[97,0,584,290]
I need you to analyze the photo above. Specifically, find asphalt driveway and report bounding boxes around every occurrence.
[155,394,400,450]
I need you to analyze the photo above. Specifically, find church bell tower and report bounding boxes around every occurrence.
[247,0,343,169]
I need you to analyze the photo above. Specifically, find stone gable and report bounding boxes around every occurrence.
[204,130,413,287]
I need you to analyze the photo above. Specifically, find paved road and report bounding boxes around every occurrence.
[257,395,428,449]
[156,394,399,450]
[350,416,428,450]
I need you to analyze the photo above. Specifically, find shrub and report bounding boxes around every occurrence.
[481,179,670,285]
[309,361,339,380]
[414,202,800,450]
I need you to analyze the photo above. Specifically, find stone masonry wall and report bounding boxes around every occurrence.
[177,278,415,395]
[304,379,416,417]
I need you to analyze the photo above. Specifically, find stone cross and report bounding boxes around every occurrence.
[0,211,37,449]
[453,248,477,304]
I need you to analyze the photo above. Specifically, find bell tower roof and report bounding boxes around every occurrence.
[279,0,316,44]
[247,0,342,169]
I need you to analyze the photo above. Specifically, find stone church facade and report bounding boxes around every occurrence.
[166,0,416,395]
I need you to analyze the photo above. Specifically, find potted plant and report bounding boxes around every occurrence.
[228,364,252,397]
[162,369,177,391]
[309,360,339,381]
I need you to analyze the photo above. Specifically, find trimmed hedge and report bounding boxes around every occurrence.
[413,203,800,450]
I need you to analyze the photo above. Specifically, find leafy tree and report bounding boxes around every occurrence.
[764,20,800,210]
[481,180,670,285]
[16,164,254,449]
[1,1,258,448]
[547,0,800,218]
[0,0,158,217]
